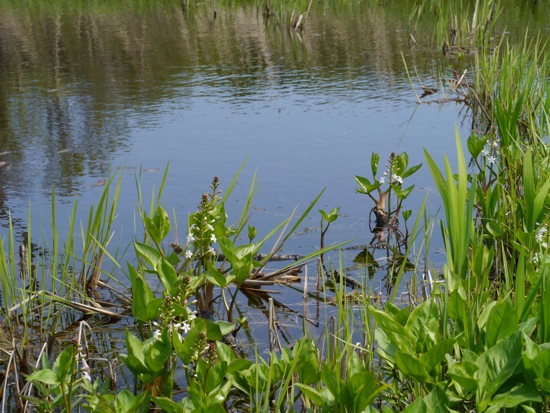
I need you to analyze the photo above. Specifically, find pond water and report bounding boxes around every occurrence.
[1,0,549,380]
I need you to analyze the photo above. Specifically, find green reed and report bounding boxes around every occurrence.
[411,0,501,50]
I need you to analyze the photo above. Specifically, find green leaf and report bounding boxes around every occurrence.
[26,369,59,386]
[121,330,149,375]
[152,397,184,413]
[467,134,487,158]
[371,152,380,178]
[484,384,541,413]
[206,265,235,288]
[355,175,380,194]
[424,385,450,412]
[371,306,414,354]
[144,206,171,245]
[296,383,325,406]
[203,318,223,341]
[395,152,408,176]
[293,339,320,385]
[533,346,550,381]
[53,345,75,382]
[144,329,172,374]
[327,207,340,223]
[448,360,478,393]
[396,351,429,383]
[486,221,505,237]
[402,397,427,413]
[247,225,257,242]
[419,338,455,373]
[406,300,439,352]
[476,332,522,410]
[179,319,207,364]
[348,371,388,411]
[127,263,156,323]
[393,184,415,200]
[321,363,342,398]
[146,298,164,321]
[157,258,180,295]
[134,242,161,269]
[485,300,518,347]
[116,390,150,413]
[402,163,422,179]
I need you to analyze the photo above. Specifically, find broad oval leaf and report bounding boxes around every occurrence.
[134,242,161,269]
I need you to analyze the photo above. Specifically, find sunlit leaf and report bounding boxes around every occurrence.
[448,360,478,393]
[121,331,149,375]
[355,175,380,194]
[402,163,422,179]
[424,385,450,412]
[371,152,380,178]
[395,153,408,176]
[396,351,429,383]
[402,397,426,413]
[419,338,455,374]
[127,263,155,322]
[27,369,59,386]
[296,383,325,406]
[467,134,487,158]
[485,300,518,347]
[134,241,161,269]
[157,258,180,295]
[476,332,522,410]
[484,383,541,413]
[144,329,172,374]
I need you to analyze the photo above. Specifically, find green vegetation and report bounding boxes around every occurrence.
[2,0,550,412]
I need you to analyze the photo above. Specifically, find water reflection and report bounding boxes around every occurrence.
[0,1,547,222]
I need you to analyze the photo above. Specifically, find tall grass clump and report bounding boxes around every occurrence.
[411,0,501,51]
[0,177,126,411]
[465,34,550,287]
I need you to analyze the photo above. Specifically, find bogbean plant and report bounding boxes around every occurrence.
[23,170,360,412]
[353,152,421,297]
[355,152,421,247]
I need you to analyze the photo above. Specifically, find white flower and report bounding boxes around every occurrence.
[392,174,403,184]
[206,223,214,231]
[487,155,496,164]
[379,177,386,184]
[185,250,193,259]
[81,371,92,382]
[153,330,161,340]
[181,322,191,334]
[492,139,500,148]
[210,234,217,243]
[208,246,216,255]
[542,242,548,249]
[481,148,490,157]
[536,226,547,243]
[187,233,195,244]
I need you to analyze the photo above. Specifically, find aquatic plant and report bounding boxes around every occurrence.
[355,152,421,248]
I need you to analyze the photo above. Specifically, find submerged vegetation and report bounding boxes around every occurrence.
[2,0,550,412]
